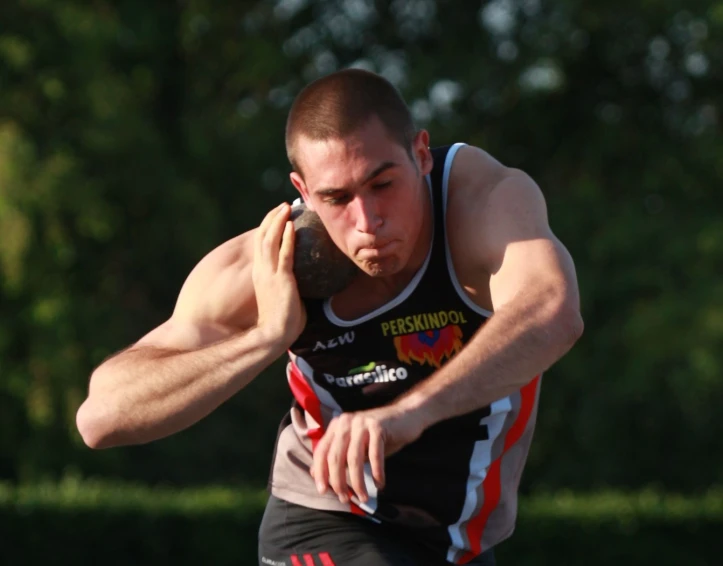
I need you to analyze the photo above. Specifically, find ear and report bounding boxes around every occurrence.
[289,172,314,211]
[412,129,433,176]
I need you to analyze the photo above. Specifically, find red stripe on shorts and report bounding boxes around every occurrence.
[318,552,336,566]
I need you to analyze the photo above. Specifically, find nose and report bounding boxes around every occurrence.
[352,195,383,234]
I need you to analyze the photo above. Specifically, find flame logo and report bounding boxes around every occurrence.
[393,325,464,368]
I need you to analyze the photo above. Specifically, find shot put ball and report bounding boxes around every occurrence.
[290,203,360,299]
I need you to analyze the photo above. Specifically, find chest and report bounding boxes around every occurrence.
[292,293,488,412]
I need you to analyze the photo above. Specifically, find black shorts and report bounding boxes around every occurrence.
[258,495,497,566]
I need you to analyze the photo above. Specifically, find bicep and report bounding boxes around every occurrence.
[135,233,259,352]
[478,173,580,311]
[489,234,580,312]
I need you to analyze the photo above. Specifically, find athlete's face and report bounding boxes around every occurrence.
[290,118,433,278]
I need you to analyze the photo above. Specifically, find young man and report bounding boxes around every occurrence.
[77,69,583,565]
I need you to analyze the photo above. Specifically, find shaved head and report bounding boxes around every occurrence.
[285,69,417,176]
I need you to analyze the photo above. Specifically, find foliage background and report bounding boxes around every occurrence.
[1,0,721,545]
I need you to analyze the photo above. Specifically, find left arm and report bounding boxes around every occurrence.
[310,162,583,504]
[397,169,583,426]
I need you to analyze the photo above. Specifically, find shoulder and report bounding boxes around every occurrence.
[446,144,508,191]
[446,144,550,271]
[447,144,541,214]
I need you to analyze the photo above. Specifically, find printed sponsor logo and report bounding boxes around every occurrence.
[323,361,408,388]
[380,310,467,337]
[394,326,464,368]
[261,558,286,566]
[312,331,356,352]
[382,311,466,368]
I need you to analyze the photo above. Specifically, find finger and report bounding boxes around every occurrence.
[254,203,286,262]
[311,430,332,495]
[257,203,286,239]
[347,422,369,503]
[368,424,385,490]
[261,204,290,267]
[277,220,295,274]
[327,423,352,503]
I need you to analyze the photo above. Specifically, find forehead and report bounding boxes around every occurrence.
[296,119,408,187]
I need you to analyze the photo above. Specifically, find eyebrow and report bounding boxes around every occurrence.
[314,161,399,196]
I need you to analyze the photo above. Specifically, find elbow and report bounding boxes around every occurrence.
[552,301,584,352]
[75,382,125,450]
[76,399,115,449]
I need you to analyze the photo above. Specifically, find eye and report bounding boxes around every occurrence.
[372,180,392,190]
[326,194,352,205]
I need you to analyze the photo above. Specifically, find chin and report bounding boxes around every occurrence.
[358,256,402,277]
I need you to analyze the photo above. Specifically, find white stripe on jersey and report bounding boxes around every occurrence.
[446,395,513,562]
[441,142,494,319]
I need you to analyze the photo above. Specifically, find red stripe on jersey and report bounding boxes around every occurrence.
[319,552,336,566]
[290,555,304,566]
[458,376,540,564]
[288,358,325,447]
[302,554,315,566]
[289,357,369,519]
[503,376,541,452]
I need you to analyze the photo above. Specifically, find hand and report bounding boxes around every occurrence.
[310,405,426,504]
[252,203,306,348]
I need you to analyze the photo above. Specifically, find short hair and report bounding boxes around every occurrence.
[285,69,417,175]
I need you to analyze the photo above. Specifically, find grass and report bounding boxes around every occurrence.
[2,477,722,521]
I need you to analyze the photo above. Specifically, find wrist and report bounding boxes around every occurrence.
[252,325,295,358]
[394,389,442,431]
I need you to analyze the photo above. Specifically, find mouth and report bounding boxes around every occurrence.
[356,241,396,260]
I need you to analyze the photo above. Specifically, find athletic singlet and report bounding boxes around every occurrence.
[267,143,542,565]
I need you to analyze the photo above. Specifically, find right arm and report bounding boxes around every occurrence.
[76,203,303,449]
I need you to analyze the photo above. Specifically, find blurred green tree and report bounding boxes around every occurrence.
[0,0,721,492]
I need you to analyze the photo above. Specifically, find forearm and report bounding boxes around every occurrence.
[77,327,283,448]
[397,296,582,428]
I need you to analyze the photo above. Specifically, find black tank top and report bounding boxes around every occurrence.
[290,145,490,410]
[269,144,541,564]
